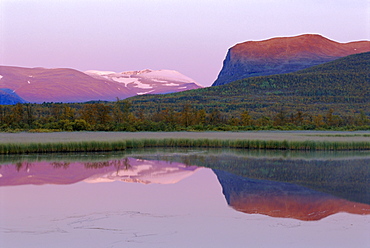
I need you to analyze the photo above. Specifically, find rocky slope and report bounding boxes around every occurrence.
[0,88,26,104]
[0,66,202,103]
[212,34,370,86]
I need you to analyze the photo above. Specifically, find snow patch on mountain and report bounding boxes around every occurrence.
[140,69,201,86]
[111,77,138,86]
[120,69,153,76]
[164,83,180,86]
[85,70,116,76]
[133,81,153,89]
[151,79,168,83]
[85,69,201,87]
[137,90,155,95]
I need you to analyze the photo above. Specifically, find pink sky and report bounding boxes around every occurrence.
[1,0,369,86]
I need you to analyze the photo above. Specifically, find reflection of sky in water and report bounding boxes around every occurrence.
[0,155,369,248]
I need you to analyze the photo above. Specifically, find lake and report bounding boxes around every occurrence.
[0,148,369,248]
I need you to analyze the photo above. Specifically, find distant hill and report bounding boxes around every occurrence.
[0,66,202,103]
[0,88,27,105]
[212,34,370,86]
[128,52,370,117]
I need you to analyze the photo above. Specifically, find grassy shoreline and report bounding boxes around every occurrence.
[0,131,369,154]
[1,131,370,143]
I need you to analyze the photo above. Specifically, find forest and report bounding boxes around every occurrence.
[0,100,369,132]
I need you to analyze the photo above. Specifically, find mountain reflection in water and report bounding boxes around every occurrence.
[213,169,370,221]
[0,158,200,186]
[0,154,369,221]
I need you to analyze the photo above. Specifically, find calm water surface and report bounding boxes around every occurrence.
[0,149,369,248]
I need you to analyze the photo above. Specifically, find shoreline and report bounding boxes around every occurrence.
[1,131,370,144]
[0,131,369,154]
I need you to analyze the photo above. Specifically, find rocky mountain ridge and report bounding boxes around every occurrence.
[212,34,370,86]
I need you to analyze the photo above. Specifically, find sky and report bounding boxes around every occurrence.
[1,0,369,86]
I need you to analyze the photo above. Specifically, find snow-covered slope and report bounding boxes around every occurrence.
[85,69,202,96]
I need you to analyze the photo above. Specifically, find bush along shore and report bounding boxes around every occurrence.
[0,138,369,154]
[1,101,370,132]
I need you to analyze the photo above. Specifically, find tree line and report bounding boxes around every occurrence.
[0,101,369,132]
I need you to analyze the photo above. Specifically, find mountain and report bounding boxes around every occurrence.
[0,66,132,103]
[212,34,370,86]
[85,69,201,96]
[128,52,370,117]
[213,169,370,221]
[0,66,202,103]
[0,88,27,105]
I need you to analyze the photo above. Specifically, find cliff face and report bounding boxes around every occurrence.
[212,34,370,86]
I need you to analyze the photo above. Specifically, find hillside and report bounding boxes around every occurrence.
[128,52,370,118]
[0,66,202,103]
[212,34,370,86]
[0,89,26,105]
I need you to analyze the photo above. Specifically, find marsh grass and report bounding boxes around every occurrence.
[0,138,369,154]
[304,134,370,137]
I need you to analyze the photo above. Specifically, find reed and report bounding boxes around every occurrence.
[0,138,369,154]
